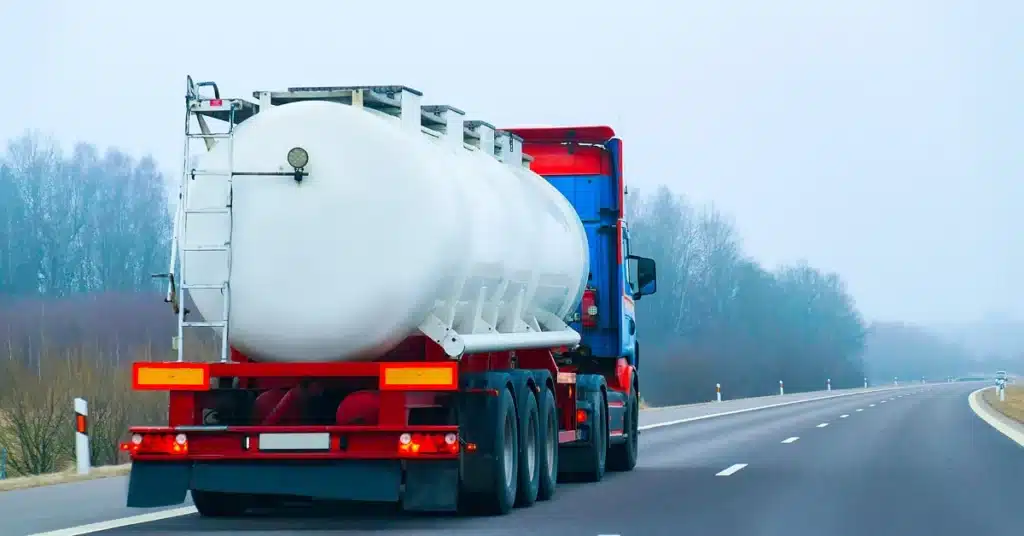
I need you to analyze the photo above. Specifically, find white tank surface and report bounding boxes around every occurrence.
[182,93,589,363]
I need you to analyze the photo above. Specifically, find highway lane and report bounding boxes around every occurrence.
[10,384,964,536]
[1,385,903,536]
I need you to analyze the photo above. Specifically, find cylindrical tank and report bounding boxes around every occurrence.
[183,100,589,363]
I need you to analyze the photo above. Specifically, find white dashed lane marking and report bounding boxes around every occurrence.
[716,463,748,476]
[781,436,800,444]
[816,423,829,428]
[839,414,849,418]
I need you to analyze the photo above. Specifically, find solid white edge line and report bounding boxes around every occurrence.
[26,506,198,536]
[781,436,800,443]
[968,387,1024,447]
[716,463,748,476]
[638,386,903,431]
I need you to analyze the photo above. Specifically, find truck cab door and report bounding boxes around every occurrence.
[621,223,637,359]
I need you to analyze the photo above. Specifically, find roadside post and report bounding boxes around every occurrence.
[74,397,90,475]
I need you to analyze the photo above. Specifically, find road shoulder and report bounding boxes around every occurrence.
[968,386,1024,447]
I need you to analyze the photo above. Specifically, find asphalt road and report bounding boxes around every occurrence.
[7,382,1022,536]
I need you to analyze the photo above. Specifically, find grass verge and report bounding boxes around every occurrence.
[0,463,131,492]
[982,385,1024,424]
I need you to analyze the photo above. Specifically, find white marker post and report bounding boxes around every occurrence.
[74,397,90,475]
[827,378,831,392]
[779,380,784,396]
[716,383,722,402]
[864,377,868,388]
[894,376,899,386]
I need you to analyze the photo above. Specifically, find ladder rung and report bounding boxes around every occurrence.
[187,132,232,139]
[189,170,233,177]
[183,244,230,252]
[181,283,226,290]
[182,321,227,328]
[185,207,231,214]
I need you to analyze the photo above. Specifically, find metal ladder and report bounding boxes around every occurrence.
[162,76,237,363]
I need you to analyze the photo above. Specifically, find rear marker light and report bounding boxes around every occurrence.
[581,288,598,328]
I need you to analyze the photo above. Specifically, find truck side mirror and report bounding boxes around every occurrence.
[627,255,657,299]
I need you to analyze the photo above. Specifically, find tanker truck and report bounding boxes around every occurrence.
[122,76,658,517]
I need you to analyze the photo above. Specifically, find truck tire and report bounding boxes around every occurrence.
[607,388,639,471]
[579,389,608,483]
[191,490,249,517]
[514,389,540,507]
[460,386,519,516]
[536,386,558,501]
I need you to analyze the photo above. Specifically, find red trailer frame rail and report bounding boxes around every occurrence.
[132,360,459,390]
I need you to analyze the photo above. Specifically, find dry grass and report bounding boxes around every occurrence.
[983,385,1024,424]
[0,349,171,481]
[0,463,131,492]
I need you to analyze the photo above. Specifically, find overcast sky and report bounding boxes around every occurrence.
[2,0,1021,325]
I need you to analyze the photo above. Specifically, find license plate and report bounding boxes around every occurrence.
[258,432,330,451]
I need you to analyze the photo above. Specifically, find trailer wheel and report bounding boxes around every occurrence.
[191,490,249,517]
[536,386,558,501]
[514,389,540,507]
[579,389,608,483]
[608,387,639,471]
[460,386,518,516]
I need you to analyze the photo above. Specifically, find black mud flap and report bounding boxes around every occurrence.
[127,461,192,508]
[402,460,459,512]
[457,372,506,494]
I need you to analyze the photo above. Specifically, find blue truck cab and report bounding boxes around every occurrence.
[506,126,657,466]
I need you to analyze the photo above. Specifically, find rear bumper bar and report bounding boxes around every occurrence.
[127,458,460,512]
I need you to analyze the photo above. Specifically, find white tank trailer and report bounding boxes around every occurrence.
[177,85,590,363]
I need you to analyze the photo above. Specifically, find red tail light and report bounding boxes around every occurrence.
[120,433,189,456]
[397,432,460,456]
[581,288,598,328]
